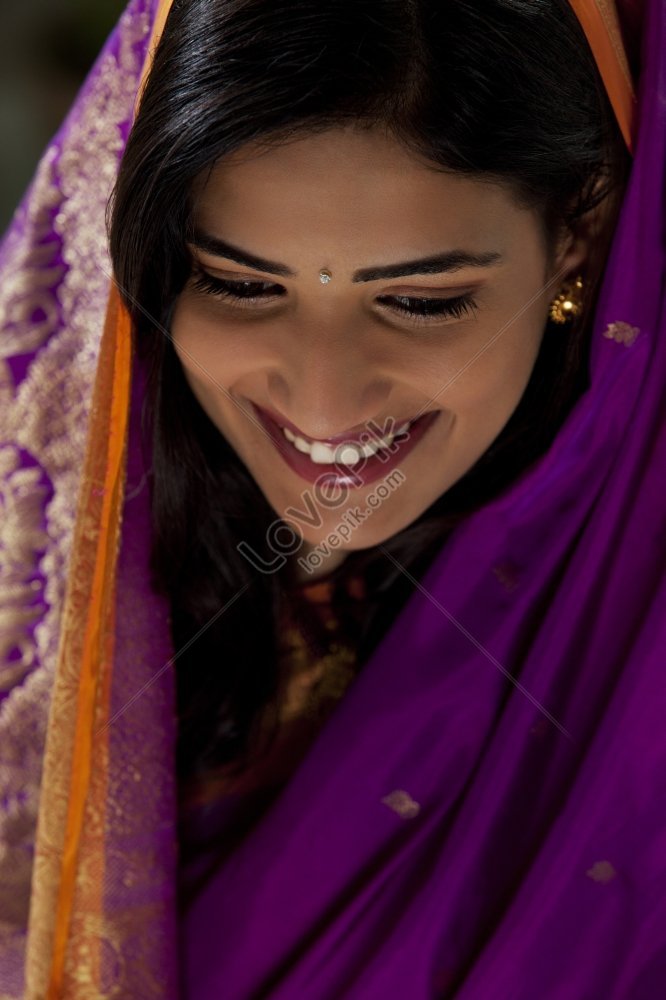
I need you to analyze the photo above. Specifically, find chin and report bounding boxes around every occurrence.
[298,518,406,554]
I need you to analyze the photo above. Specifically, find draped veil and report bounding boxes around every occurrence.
[0,0,663,996]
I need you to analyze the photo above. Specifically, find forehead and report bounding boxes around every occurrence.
[191,126,525,262]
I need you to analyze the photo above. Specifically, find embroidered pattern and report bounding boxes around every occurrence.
[381,789,422,819]
[602,321,640,346]
[586,859,617,883]
[0,2,152,993]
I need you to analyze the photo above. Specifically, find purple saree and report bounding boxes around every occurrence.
[0,0,664,996]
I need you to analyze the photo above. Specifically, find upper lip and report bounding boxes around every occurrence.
[252,402,422,446]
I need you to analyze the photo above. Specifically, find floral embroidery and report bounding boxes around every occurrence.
[586,859,617,883]
[381,789,421,819]
[602,321,640,346]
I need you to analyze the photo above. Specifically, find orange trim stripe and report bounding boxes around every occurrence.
[47,290,131,996]
[568,0,636,154]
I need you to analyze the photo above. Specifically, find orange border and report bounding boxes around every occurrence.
[47,290,131,996]
[569,0,636,153]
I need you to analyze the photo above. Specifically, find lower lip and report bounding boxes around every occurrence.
[251,403,440,488]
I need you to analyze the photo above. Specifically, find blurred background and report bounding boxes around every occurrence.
[0,0,125,233]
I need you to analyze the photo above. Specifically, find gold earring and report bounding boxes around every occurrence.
[549,275,584,324]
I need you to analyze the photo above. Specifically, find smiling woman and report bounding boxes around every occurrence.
[1,0,664,997]
[170,130,576,557]
[109,0,630,804]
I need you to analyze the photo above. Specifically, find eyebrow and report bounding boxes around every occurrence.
[188,231,503,282]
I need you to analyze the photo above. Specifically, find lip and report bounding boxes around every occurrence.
[253,403,419,447]
[251,401,440,489]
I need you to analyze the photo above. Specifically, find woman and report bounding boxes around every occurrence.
[0,0,663,996]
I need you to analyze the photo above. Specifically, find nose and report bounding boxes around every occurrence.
[266,318,392,441]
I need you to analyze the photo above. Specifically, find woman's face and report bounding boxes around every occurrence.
[171,125,589,577]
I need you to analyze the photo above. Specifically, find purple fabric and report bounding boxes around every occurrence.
[0,0,663,995]
[178,0,666,996]
[105,334,179,992]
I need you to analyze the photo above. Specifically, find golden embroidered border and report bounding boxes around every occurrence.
[18,7,151,996]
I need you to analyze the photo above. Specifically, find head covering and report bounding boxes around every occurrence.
[0,0,663,996]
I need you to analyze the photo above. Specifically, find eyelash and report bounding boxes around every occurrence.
[190,270,478,323]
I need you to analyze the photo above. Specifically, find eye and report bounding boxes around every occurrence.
[377,294,478,324]
[191,269,283,306]
[190,267,478,324]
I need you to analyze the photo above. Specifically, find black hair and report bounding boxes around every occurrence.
[107,0,630,787]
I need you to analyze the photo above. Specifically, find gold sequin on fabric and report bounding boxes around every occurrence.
[586,859,617,883]
[0,2,151,995]
[602,321,640,346]
[381,789,422,819]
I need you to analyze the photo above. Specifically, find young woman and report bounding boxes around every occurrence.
[0,0,663,996]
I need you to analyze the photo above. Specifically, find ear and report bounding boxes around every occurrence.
[549,183,614,281]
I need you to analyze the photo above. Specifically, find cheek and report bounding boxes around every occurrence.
[170,294,256,390]
[427,312,545,415]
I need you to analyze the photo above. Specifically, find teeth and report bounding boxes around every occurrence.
[293,436,311,454]
[339,444,363,464]
[311,441,339,463]
[281,419,413,465]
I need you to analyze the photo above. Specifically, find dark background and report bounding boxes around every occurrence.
[0,0,125,233]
